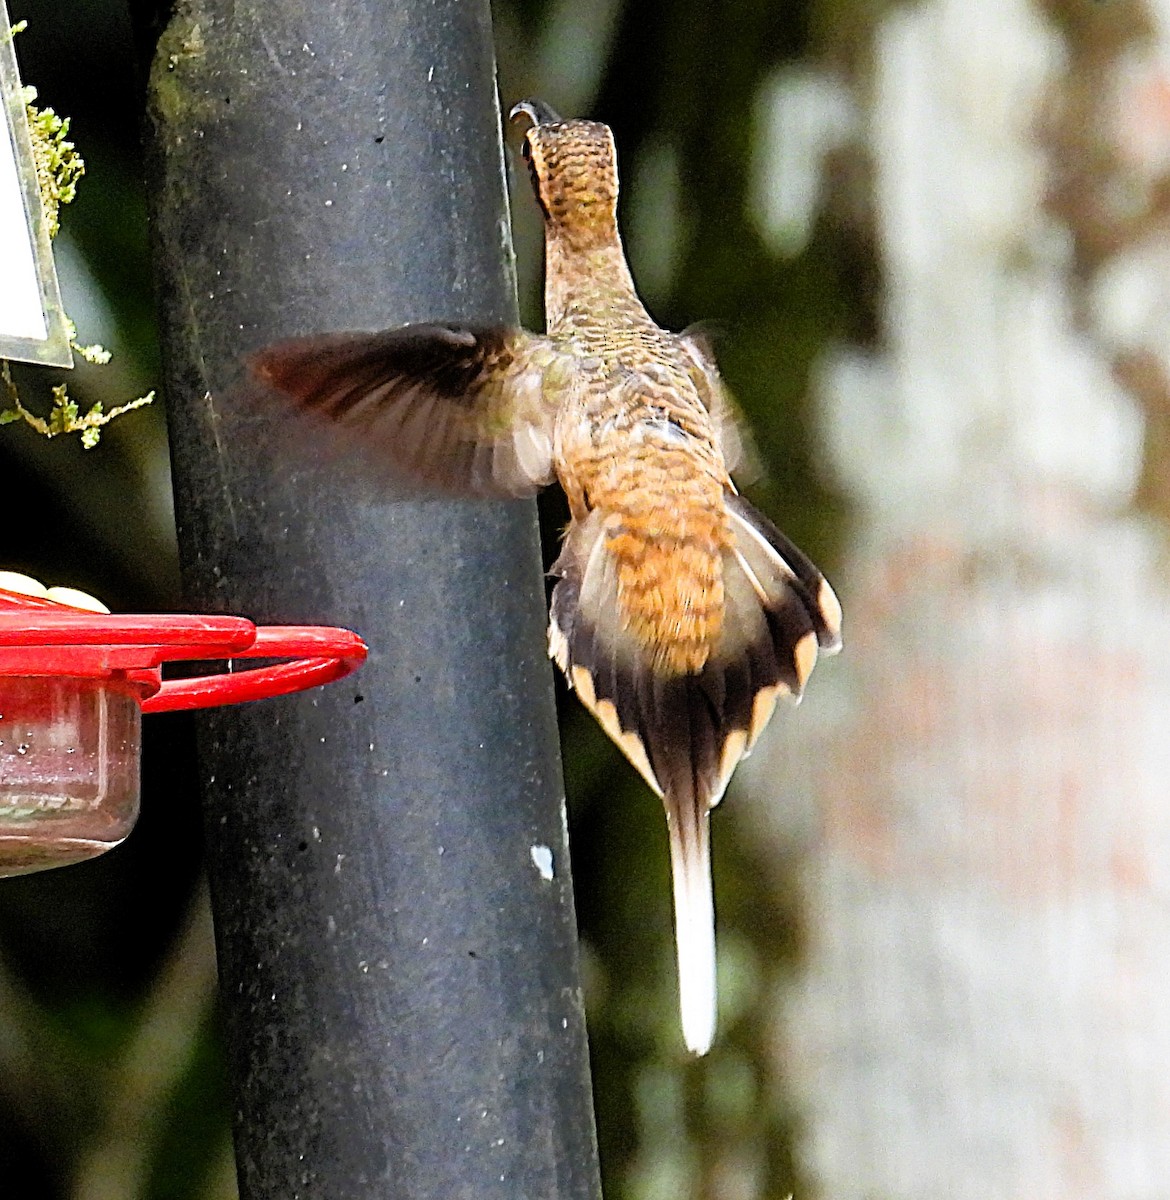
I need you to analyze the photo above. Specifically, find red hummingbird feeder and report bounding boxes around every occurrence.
[0,575,367,877]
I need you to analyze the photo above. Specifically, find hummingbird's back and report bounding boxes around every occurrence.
[552,352,733,677]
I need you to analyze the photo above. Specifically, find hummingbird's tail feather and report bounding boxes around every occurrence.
[548,494,837,814]
[725,492,843,656]
[666,783,716,1056]
[647,674,720,1056]
[548,500,841,1053]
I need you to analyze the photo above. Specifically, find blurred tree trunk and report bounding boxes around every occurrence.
[748,0,1170,1196]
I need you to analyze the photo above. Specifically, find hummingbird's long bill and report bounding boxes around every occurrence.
[252,99,842,1056]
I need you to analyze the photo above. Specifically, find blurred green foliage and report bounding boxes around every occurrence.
[0,1,863,1196]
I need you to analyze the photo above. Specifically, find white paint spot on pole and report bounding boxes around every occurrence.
[530,843,554,881]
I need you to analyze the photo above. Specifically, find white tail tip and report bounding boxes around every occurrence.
[668,807,717,1056]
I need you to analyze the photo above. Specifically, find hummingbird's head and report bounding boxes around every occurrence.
[510,99,620,246]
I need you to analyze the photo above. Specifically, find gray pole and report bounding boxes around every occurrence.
[138,4,601,1198]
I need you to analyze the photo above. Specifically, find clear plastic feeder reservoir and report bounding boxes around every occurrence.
[0,676,141,875]
[0,576,367,877]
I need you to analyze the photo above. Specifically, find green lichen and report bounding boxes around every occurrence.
[23,85,84,240]
[2,23,154,449]
[148,9,211,131]
[0,362,155,450]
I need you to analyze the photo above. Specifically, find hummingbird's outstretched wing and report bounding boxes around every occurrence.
[677,325,762,485]
[548,490,841,1054]
[251,324,566,497]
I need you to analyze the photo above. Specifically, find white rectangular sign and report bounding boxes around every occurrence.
[0,9,72,368]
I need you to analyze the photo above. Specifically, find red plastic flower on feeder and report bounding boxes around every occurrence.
[0,576,367,877]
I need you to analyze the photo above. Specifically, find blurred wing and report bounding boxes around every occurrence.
[677,324,761,484]
[251,324,567,497]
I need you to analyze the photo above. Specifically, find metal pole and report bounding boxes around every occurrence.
[137,4,602,1198]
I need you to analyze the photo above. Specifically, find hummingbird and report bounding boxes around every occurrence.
[252,99,842,1056]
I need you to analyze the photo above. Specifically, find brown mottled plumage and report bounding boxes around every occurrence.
[251,100,842,1055]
